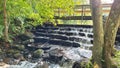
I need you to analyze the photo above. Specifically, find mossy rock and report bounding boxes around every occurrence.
[33,49,44,58]
[11,44,25,51]
[16,32,34,41]
[13,53,22,59]
[6,49,20,57]
[0,49,3,54]
[0,49,5,59]
[16,45,25,50]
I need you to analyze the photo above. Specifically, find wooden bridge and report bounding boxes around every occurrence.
[54,4,112,20]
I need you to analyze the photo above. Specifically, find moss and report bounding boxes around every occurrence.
[13,53,21,59]
[6,49,20,57]
[33,49,44,58]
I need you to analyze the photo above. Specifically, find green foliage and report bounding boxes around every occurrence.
[84,60,93,68]
[28,0,74,26]
[114,50,120,68]
[0,25,4,38]
[0,1,4,38]
[6,0,74,26]
[33,49,44,58]
[0,0,74,42]
[80,59,93,68]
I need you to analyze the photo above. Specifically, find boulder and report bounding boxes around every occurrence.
[13,53,23,59]
[79,33,85,37]
[11,44,25,51]
[22,39,34,44]
[0,49,3,55]
[73,42,81,47]
[6,49,20,57]
[87,34,93,38]
[33,49,44,58]
[49,48,63,63]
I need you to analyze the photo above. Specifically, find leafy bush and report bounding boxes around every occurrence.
[114,50,120,68]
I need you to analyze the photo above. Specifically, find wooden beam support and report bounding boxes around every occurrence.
[54,16,92,20]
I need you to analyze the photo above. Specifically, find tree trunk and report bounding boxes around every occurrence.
[104,0,120,68]
[3,0,9,47]
[90,0,104,68]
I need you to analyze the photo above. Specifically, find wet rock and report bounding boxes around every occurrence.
[70,37,82,42]
[79,33,85,37]
[69,37,76,41]
[49,48,63,57]
[65,32,75,36]
[49,48,63,63]
[0,49,4,60]
[90,40,93,44]
[11,44,25,51]
[48,30,57,34]
[49,64,60,68]
[61,41,73,47]
[117,28,120,34]
[22,39,34,44]
[6,49,20,57]
[62,48,92,61]
[33,49,44,58]
[40,46,51,50]
[51,35,68,40]
[14,53,21,59]
[15,32,34,42]
[79,29,83,32]
[0,49,3,55]
[116,35,120,42]
[49,39,61,45]
[39,62,49,68]
[58,31,66,35]
[34,37,49,43]
[87,34,93,38]
[65,28,72,31]
[72,58,92,68]
[73,42,80,47]
[22,49,31,56]
[36,29,47,33]
[34,32,47,37]
[3,58,12,64]
[13,53,25,61]
[42,53,50,59]
[72,61,81,68]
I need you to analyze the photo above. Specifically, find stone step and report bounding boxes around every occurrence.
[57,24,93,28]
[90,40,93,44]
[50,34,69,40]
[87,34,93,38]
[116,35,120,42]
[36,29,47,33]
[33,37,80,47]
[69,37,83,42]
[34,32,93,43]
[33,37,49,43]
[79,33,86,37]
[34,32,69,41]
[33,32,48,37]
[65,32,76,36]
[58,40,80,47]
[36,27,59,31]
[117,28,120,34]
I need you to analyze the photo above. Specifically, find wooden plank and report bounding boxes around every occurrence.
[54,16,92,20]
